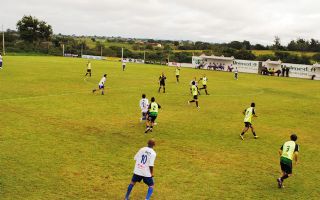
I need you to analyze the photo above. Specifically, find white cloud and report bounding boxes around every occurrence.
[1,0,320,45]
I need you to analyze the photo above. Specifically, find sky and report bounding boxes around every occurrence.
[1,0,320,45]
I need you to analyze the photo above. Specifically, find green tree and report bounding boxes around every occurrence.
[17,15,53,43]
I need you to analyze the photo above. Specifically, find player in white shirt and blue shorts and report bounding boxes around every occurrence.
[125,139,157,200]
[92,74,107,95]
[0,53,3,69]
[140,94,149,121]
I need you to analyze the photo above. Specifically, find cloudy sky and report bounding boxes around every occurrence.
[1,0,320,45]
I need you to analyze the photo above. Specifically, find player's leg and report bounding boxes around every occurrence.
[158,85,161,93]
[250,126,258,138]
[163,86,165,93]
[101,86,105,95]
[195,99,199,108]
[240,123,249,139]
[204,85,208,95]
[145,116,151,133]
[143,177,154,200]
[125,175,140,199]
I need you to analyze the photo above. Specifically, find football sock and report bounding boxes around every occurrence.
[125,184,134,199]
[241,132,244,136]
[145,187,154,200]
[252,132,256,136]
[190,100,195,103]
[281,174,289,181]
[196,101,199,107]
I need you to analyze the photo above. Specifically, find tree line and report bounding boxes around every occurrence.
[1,16,320,65]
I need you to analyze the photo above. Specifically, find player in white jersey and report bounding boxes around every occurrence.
[234,67,238,80]
[125,139,156,200]
[0,53,3,69]
[140,94,149,121]
[122,60,127,71]
[92,74,107,95]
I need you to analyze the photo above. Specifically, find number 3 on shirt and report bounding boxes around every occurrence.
[141,154,147,164]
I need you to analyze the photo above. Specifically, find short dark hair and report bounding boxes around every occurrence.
[290,134,298,141]
[104,74,107,77]
[142,94,146,98]
[251,102,255,107]
[192,81,195,85]
[151,97,155,102]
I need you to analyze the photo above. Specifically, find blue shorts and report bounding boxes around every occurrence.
[131,174,154,186]
[99,85,104,89]
[0,62,2,67]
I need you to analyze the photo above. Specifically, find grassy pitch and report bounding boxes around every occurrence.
[0,56,319,199]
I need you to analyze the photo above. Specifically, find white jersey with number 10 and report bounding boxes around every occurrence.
[133,147,156,177]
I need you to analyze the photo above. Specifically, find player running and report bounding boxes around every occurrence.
[277,134,299,188]
[175,66,180,83]
[92,74,107,95]
[234,67,238,80]
[158,72,166,93]
[199,74,209,95]
[240,102,258,140]
[189,77,200,95]
[125,139,157,200]
[139,94,149,122]
[84,61,92,77]
[188,81,200,108]
[145,97,161,133]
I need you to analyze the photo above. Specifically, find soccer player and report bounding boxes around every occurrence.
[175,66,180,83]
[92,74,107,95]
[122,60,126,71]
[84,61,92,77]
[277,134,299,188]
[145,97,161,133]
[158,72,166,93]
[188,81,200,108]
[234,67,238,80]
[240,102,258,140]
[125,139,156,200]
[139,94,149,121]
[189,77,200,95]
[0,53,3,69]
[199,74,209,95]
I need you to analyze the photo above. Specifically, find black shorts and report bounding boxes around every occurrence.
[193,95,198,100]
[148,115,157,123]
[244,122,252,128]
[160,82,165,86]
[202,85,207,89]
[87,69,91,72]
[131,174,154,186]
[280,161,292,174]
[176,75,179,78]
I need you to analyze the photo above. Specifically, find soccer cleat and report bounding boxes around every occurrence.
[150,128,153,132]
[240,134,244,140]
[145,127,150,133]
[277,178,283,188]
[254,136,259,139]
[197,106,200,109]
[188,101,190,105]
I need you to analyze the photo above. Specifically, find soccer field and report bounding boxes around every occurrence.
[0,56,319,199]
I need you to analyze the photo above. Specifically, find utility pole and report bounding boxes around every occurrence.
[2,25,5,55]
[100,46,103,57]
[62,44,65,57]
[81,44,83,57]
[144,51,146,63]
[121,47,124,62]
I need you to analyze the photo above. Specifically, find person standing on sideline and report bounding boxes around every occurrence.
[122,59,127,71]
[234,67,238,80]
[277,134,299,188]
[125,139,157,200]
[188,81,200,108]
[139,94,149,122]
[92,74,107,95]
[175,66,180,83]
[158,72,166,93]
[240,102,259,140]
[84,61,92,77]
[0,53,3,69]
[199,74,209,95]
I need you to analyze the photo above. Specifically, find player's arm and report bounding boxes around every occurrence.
[294,144,299,164]
[149,166,154,177]
[158,104,161,109]
[242,109,246,115]
[252,109,258,117]
[278,145,283,156]
[149,154,156,177]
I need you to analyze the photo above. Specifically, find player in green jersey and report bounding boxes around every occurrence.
[145,97,161,133]
[240,102,258,140]
[277,134,299,188]
[188,81,200,108]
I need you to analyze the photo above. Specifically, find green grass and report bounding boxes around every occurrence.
[0,56,320,199]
